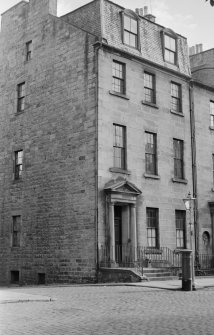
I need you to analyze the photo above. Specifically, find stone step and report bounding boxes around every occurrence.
[147,276,178,281]
[143,268,172,273]
[145,272,172,278]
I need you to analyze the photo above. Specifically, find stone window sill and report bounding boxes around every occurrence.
[170,110,184,117]
[141,101,159,109]
[109,167,131,175]
[144,173,160,180]
[172,178,188,184]
[109,90,130,100]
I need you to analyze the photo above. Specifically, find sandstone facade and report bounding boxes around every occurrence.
[0,0,213,285]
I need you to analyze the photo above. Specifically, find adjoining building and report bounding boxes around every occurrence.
[190,47,214,255]
[0,0,213,285]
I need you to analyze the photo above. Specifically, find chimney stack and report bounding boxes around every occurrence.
[144,6,148,15]
[189,44,203,56]
[196,44,203,53]
[135,8,144,16]
[136,6,156,23]
[144,14,156,22]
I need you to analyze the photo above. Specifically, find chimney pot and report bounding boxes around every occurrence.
[135,8,144,16]
[144,6,148,15]
[189,46,196,56]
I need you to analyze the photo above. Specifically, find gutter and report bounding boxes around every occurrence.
[94,41,102,282]
[98,42,191,81]
[189,80,199,255]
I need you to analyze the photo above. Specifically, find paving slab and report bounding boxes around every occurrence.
[0,289,53,304]
[1,284,214,335]
[0,277,214,304]
[126,277,214,290]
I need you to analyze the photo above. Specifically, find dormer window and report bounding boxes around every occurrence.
[162,30,178,65]
[123,14,138,48]
[165,35,176,63]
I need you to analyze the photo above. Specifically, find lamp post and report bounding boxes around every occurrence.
[183,191,196,291]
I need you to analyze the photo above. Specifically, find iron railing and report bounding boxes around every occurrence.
[99,245,214,276]
[99,245,182,268]
[195,253,214,275]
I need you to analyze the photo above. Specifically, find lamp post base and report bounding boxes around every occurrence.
[182,279,192,291]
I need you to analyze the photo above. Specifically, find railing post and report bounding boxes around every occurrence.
[130,204,137,263]
[109,202,115,265]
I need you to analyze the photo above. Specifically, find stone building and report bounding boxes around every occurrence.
[190,48,214,255]
[0,0,211,285]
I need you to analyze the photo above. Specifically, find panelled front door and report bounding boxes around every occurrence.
[114,206,122,263]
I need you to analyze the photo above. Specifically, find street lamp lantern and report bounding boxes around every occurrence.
[183,191,196,291]
[183,191,196,211]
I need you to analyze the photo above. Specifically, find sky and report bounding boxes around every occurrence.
[0,0,213,51]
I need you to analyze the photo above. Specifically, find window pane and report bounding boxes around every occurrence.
[112,78,124,94]
[147,228,156,247]
[144,73,153,89]
[210,101,214,126]
[165,35,176,51]
[26,41,32,60]
[124,31,130,45]
[171,83,179,97]
[112,61,125,94]
[210,101,214,115]
[15,151,23,179]
[17,83,25,112]
[173,140,184,179]
[145,133,157,175]
[124,15,138,48]
[124,15,131,30]
[129,33,137,48]
[175,210,185,248]
[17,151,23,164]
[165,50,175,63]
[12,216,21,247]
[113,62,123,79]
[171,97,180,112]
[18,83,25,97]
[146,154,156,174]
[212,154,214,186]
[130,18,137,34]
[147,208,158,228]
[144,73,155,103]
[144,88,153,103]
[113,125,126,169]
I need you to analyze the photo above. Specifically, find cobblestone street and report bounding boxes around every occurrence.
[1,284,214,335]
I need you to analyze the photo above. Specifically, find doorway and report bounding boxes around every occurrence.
[114,205,122,263]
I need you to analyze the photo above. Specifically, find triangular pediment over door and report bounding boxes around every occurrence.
[104,179,142,204]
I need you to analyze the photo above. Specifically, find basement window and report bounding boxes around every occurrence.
[38,273,46,285]
[11,271,19,284]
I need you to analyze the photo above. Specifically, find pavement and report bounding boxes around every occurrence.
[1,279,214,335]
[1,276,214,304]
